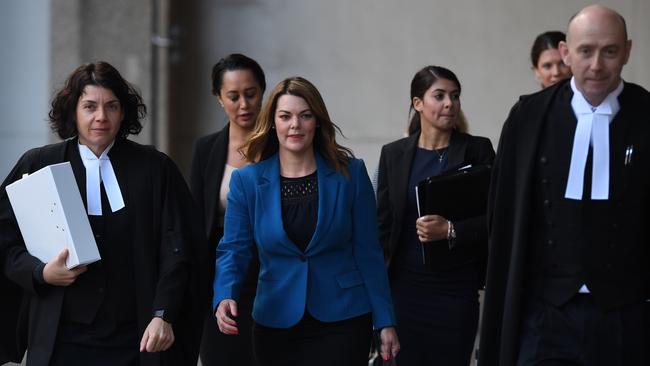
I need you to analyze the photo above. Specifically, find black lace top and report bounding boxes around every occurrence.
[281,171,318,252]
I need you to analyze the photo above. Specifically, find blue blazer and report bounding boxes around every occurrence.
[213,153,395,329]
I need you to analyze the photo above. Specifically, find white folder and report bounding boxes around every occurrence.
[5,162,100,269]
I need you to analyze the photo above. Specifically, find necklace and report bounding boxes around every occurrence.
[434,148,447,163]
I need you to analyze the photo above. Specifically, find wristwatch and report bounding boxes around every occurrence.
[447,221,457,250]
[153,309,169,323]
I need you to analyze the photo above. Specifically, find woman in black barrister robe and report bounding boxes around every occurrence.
[0,61,208,366]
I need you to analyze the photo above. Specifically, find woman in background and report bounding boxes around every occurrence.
[0,61,206,366]
[213,76,399,366]
[190,53,265,366]
[377,66,494,365]
[530,31,571,88]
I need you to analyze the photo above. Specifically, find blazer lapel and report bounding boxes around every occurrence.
[393,134,418,220]
[447,130,468,169]
[305,154,340,253]
[205,125,229,236]
[257,155,302,255]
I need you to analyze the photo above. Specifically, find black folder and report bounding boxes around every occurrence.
[415,164,492,220]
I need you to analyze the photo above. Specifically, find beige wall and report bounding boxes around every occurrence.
[2,1,649,179]
[49,0,154,146]
[0,0,50,181]
[175,0,650,175]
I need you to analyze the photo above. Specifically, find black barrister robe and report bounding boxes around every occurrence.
[479,80,650,366]
[0,138,209,366]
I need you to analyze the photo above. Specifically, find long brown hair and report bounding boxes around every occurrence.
[242,76,354,176]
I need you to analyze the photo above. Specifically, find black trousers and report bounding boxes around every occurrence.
[252,312,372,366]
[49,342,139,366]
[199,302,256,366]
[517,294,650,366]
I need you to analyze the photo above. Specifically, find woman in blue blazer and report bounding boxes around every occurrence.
[213,76,399,366]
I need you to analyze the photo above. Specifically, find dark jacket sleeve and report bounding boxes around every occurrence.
[376,144,392,262]
[189,138,207,232]
[0,148,44,364]
[450,137,496,252]
[1,148,48,294]
[151,156,209,326]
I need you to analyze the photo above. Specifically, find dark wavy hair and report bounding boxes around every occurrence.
[243,76,354,177]
[211,53,266,96]
[407,66,462,136]
[530,31,566,67]
[48,61,146,139]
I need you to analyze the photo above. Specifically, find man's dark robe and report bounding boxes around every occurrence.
[479,79,650,366]
[0,138,209,366]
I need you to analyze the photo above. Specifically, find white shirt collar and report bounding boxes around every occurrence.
[565,77,624,200]
[78,141,125,215]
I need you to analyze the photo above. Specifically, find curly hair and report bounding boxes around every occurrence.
[48,61,146,139]
[242,76,354,177]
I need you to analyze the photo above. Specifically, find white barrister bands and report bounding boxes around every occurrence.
[565,78,624,200]
[78,142,125,215]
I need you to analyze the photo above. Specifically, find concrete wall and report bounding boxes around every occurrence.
[50,0,154,146]
[172,0,650,175]
[1,0,154,179]
[0,0,50,181]
[2,0,649,179]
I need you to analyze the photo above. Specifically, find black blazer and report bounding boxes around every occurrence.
[190,124,230,246]
[377,130,495,273]
[189,124,258,305]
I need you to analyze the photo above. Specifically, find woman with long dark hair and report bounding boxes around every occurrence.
[377,66,494,365]
[190,53,265,366]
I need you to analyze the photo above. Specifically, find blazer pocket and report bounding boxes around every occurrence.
[336,270,364,289]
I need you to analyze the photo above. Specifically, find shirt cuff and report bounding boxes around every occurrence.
[33,262,46,285]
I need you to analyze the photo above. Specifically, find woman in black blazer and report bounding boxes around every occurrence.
[190,54,265,366]
[377,66,495,366]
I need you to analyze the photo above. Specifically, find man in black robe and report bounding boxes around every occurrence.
[480,5,650,365]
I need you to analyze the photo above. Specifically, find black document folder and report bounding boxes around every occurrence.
[415,164,492,220]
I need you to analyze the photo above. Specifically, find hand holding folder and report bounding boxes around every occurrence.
[414,164,491,264]
[415,164,491,219]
